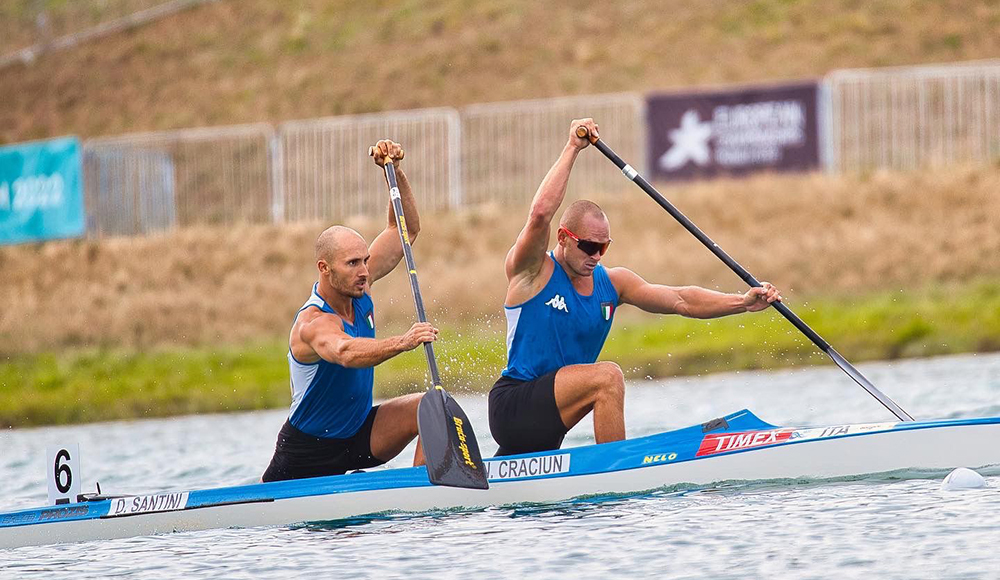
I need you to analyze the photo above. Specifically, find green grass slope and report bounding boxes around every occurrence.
[3,0,1000,142]
[4,278,1000,427]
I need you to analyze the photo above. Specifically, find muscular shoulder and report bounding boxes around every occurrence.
[295,305,327,326]
[294,306,343,341]
[606,266,642,293]
[290,306,345,363]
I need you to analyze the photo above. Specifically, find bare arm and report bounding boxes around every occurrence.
[298,310,438,368]
[368,141,419,284]
[505,119,599,281]
[609,267,782,318]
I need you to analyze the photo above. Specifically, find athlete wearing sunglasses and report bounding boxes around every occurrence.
[488,118,783,457]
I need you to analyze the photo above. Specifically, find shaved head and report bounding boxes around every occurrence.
[315,226,365,263]
[559,200,608,231]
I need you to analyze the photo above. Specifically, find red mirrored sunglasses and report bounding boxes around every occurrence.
[559,227,612,256]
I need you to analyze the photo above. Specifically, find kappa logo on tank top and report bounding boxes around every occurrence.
[545,294,569,313]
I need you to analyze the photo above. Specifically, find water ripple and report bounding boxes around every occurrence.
[3,353,1000,578]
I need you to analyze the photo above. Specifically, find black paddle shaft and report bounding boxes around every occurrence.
[381,158,489,490]
[383,161,444,396]
[578,127,914,422]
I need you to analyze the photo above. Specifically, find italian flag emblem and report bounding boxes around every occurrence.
[601,302,614,321]
[366,311,375,329]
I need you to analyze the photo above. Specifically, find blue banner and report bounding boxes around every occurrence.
[0,136,85,245]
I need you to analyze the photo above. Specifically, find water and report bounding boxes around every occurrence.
[2,352,1000,578]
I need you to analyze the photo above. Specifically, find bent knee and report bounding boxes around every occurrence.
[578,362,623,401]
[402,393,424,421]
[595,361,625,387]
[385,392,423,424]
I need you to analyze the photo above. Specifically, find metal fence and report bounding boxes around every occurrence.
[1,0,216,68]
[83,124,274,236]
[276,108,460,223]
[827,60,1000,173]
[52,60,1000,237]
[77,95,645,236]
[461,94,645,205]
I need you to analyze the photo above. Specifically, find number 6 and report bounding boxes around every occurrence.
[54,449,73,494]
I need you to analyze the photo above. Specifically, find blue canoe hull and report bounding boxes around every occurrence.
[3,409,1000,548]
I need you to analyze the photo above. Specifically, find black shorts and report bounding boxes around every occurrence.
[488,371,568,457]
[261,406,385,482]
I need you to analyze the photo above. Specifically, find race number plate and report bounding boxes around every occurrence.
[46,444,81,505]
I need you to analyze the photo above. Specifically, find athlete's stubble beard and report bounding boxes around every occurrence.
[321,261,368,299]
[336,268,367,299]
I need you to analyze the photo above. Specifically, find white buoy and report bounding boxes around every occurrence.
[941,467,987,490]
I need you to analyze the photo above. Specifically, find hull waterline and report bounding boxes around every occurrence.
[3,409,999,549]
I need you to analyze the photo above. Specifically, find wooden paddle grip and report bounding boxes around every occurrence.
[575,125,598,144]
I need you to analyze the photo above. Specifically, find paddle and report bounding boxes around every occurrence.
[575,126,915,422]
[370,147,490,489]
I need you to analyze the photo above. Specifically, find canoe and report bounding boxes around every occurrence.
[3,408,999,549]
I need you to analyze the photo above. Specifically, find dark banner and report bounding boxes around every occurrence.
[646,82,820,181]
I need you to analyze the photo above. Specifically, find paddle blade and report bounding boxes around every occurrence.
[417,388,489,490]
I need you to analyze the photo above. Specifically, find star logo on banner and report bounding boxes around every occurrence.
[658,110,712,171]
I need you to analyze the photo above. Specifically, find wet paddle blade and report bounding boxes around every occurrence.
[417,389,489,490]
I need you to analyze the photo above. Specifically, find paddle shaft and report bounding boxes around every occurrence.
[382,160,444,397]
[577,127,914,422]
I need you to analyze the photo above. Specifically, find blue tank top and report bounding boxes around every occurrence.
[287,283,376,438]
[502,253,619,381]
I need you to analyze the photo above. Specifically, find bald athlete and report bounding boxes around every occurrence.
[488,119,783,456]
[263,140,438,482]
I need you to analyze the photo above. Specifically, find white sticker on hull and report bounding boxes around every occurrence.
[486,454,571,480]
[105,492,189,518]
[790,422,898,442]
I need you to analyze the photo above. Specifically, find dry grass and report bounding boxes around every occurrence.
[2,164,1000,355]
[3,0,1000,142]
